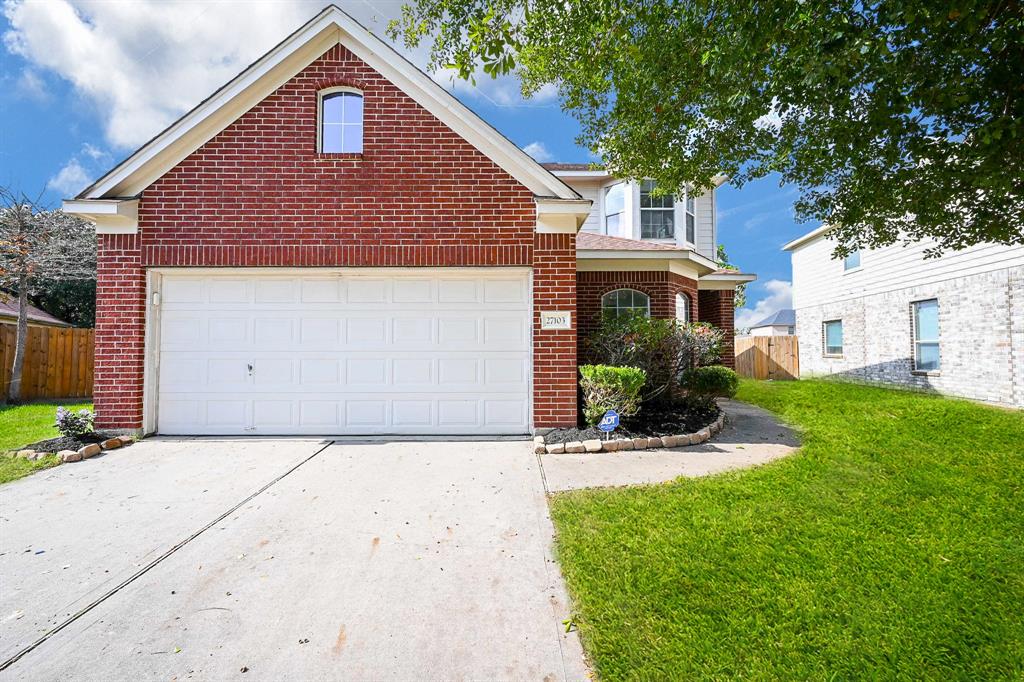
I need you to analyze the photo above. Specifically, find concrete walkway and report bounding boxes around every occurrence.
[0,439,587,681]
[540,400,800,492]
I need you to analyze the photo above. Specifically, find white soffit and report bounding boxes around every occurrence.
[75,5,578,202]
[61,199,139,234]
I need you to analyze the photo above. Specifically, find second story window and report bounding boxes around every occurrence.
[685,194,696,244]
[844,250,861,271]
[640,180,674,239]
[320,90,363,153]
[604,183,625,234]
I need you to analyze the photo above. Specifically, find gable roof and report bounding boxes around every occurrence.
[750,309,795,328]
[75,5,578,202]
[0,295,72,327]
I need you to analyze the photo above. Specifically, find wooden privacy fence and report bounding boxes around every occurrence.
[735,335,800,380]
[0,325,94,400]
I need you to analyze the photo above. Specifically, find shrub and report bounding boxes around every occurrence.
[579,364,646,425]
[586,312,725,403]
[681,365,740,400]
[55,406,95,438]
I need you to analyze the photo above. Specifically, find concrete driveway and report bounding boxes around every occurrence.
[0,438,587,681]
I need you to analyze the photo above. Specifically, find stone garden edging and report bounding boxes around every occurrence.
[11,435,137,465]
[534,412,726,455]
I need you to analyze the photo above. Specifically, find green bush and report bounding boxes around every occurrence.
[579,365,646,425]
[681,365,739,399]
[586,312,724,403]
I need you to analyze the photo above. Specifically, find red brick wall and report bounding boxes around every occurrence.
[93,42,576,430]
[576,271,699,361]
[698,289,736,368]
[94,234,146,428]
[533,234,578,427]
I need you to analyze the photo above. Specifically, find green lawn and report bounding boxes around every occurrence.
[550,379,1024,679]
[0,401,92,484]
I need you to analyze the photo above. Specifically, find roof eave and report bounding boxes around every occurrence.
[577,248,720,274]
[783,224,833,251]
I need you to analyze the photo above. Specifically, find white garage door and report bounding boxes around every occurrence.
[156,269,531,435]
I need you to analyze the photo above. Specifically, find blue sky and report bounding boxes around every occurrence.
[0,0,813,327]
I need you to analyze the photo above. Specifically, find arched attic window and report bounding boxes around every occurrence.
[601,289,651,319]
[319,89,363,153]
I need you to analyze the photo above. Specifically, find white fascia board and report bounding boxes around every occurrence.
[698,272,758,290]
[81,6,578,202]
[536,198,592,233]
[63,199,139,234]
[577,248,719,273]
[783,224,833,251]
[550,170,610,179]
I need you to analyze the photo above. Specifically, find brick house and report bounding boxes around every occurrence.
[64,6,753,436]
[785,225,1023,407]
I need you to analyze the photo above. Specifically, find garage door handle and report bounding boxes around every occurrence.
[247,363,254,376]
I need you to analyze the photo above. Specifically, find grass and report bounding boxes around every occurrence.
[0,401,92,484]
[550,379,1024,679]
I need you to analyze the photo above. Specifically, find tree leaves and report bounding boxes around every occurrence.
[392,0,1024,254]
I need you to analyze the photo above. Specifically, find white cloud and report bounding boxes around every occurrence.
[47,157,91,196]
[15,68,48,101]
[735,279,792,330]
[46,142,114,197]
[521,141,553,162]
[3,0,558,152]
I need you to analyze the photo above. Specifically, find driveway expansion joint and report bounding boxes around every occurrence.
[0,440,334,673]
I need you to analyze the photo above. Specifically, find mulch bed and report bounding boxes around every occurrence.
[545,401,720,444]
[24,431,118,454]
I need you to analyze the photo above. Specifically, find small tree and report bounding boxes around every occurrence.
[0,188,96,403]
[716,245,746,309]
[586,313,724,403]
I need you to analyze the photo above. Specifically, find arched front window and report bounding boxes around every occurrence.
[320,90,363,153]
[676,292,691,324]
[601,289,650,318]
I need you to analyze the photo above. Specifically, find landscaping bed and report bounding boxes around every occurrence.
[544,401,720,444]
[23,430,119,454]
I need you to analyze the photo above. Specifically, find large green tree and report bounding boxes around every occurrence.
[391,0,1023,255]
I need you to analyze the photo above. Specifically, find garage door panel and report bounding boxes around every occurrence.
[157,270,530,435]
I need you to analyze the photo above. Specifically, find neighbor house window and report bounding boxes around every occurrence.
[685,193,696,244]
[640,180,674,239]
[912,299,940,371]
[844,250,861,271]
[604,183,625,234]
[320,90,363,153]
[676,292,691,324]
[601,289,650,318]
[823,319,843,356]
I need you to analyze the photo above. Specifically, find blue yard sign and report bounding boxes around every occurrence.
[598,409,620,433]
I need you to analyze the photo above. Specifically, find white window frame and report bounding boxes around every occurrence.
[601,289,651,318]
[318,86,363,154]
[823,319,843,357]
[639,180,675,241]
[843,250,862,272]
[675,292,691,324]
[604,182,626,236]
[683,192,696,246]
[912,298,940,373]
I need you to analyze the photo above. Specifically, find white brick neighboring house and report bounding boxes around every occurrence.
[784,226,1024,408]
